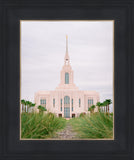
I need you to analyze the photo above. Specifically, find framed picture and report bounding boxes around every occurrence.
[20,20,114,140]
[0,0,133,160]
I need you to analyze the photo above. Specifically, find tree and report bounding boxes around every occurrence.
[99,103,104,112]
[21,99,25,112]
[21,100,36,113]
[96,102,101,112]
[32,103,36,107]
[24,100,27,112]
[105,99,112,115]
[38,105,47,113]
[29,103,36,112]
[26,101,31,113]
[88,105,95,113]
[103,100,108,113]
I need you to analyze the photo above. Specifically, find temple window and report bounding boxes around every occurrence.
[40,99,46,105]
[65,72,69,84]
[53,98,55,107]
[88,99,90,109]
[79,98,81,107]
[72,99,73,111]
[88,99,93,109]
[61,99,62,108]
[64,96,70,104]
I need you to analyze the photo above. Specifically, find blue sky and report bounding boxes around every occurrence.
[21,21,113,111]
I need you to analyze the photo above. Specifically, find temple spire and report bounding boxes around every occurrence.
[64,35,70,65]
[66,35,68,53]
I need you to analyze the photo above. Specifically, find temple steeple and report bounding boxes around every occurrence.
[55,35,79,90]
[64,35,70,65]
[66,35,68,53]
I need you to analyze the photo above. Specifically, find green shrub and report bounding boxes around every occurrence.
[79,112,86,117]
[21,112,66,139]
[70,112,113,139]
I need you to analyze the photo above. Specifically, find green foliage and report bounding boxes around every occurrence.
[91,105,95,109]
[88,105,95,113]
[96,99,112,113]
[79,112,86,117]
[96,102,101,107]
[106,99,112,105]
[21,99,36,113]
[21,99,25,104]
[69,112,113,139]
[38,105,47,112]
[31,103,36,107]
[21,112,66,139]
[96,102,101,112]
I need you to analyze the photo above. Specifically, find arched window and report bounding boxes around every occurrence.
[72,99,73,111]
[88,99,90,109]
[65,72,69,84]
[90,99,93,105]
[64,96,70,104]
[79,98,81,107]
[88,99,93,108]
[53,99,55,107]
[40,99,46,105]
[60,99,62,111]
[64,96,70,118]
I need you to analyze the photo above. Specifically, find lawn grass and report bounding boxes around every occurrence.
[21,112,67,139]
[69,112,113,139]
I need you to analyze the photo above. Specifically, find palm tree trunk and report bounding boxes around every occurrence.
[108,105,109,115]
[22,104,24,112]
[27,105,29,113]
[106,106,107,113]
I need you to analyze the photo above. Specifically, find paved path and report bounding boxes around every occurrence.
[51,123,79,140]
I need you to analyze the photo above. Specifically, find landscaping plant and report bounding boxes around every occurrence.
[21,112,66,139]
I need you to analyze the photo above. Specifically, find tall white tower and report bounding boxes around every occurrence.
[56,35,78,90]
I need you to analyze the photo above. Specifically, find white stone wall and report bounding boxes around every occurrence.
[34,90,100,118]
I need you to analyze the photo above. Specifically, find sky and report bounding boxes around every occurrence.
[21,21,113,111]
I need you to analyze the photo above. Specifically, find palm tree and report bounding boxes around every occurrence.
[30,103,36,112]
[106,99,112,115]
[21,99,25,112]
[99,103,104,112]
[92,105,95,113]
[88,107,92,113]
[28,101,33,112]
[26,101,31,113]
[96,102,101,112]
[24,100,27,112]
[103,100,108,113]
[88,105,95,113]
[38,105,47,113]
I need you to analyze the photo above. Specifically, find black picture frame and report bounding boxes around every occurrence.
[0,0,134,160]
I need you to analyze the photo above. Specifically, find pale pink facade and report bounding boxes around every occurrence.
[34,36,100,118]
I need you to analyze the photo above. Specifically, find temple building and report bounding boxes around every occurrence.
[34,36,100,118]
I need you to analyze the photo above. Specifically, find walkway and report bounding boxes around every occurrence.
[51,122,79,140]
